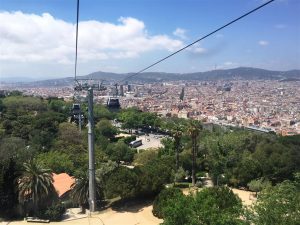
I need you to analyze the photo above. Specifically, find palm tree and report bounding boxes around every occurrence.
[71,174,103,213]
[188,122,200,186]
[173,129,182,172]
[70,176,89,213]
[17,160,55,216]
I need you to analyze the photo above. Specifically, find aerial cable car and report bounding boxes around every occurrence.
[107,83,120,109]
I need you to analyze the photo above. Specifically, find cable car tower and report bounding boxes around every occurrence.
[73,0,101,212]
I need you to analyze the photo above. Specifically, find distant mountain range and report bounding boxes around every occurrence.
[1,67,300,87]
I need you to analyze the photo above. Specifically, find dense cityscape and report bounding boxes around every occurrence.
[2,78,299,136]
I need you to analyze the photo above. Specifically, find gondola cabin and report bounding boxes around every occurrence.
[107,97,120,109]
[71,103,84,123]
[72,103,81,115]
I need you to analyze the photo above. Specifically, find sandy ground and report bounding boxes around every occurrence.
[6,204,162,225]
[3,179,255,225]
[3,189,254,225]
[232,188,256,206]
[137,134,163,150]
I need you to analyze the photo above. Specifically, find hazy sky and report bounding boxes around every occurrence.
[0,0,299,80]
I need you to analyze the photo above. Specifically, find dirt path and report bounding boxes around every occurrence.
[7,204,162,225]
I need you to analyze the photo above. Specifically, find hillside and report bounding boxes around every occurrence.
[1,67,299,87]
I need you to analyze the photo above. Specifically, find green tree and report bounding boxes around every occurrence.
[0,159,19,218]
[152,187,184,218]
[159,137,174,156]
[118,108,141,132]
[0,137,30,163]
[251,180,300,225]
[17,160,56,216]
[52,122,87,171]
[37,151,75,174]
[30,112,67,149]
[105,141,135,165]
[104,167,138,199]
[193,187,246,225]
[234,151,261,186]
[48,98,70,114]
[140,112,161,128]
[174,166,186,183]
[161,186,248,225]
[95,119,117,139]
[133,148,158,165]
[162,193,197,225]
[137,157,174,196]
[3,96,46,117]
[94,104,114,121]
[0,99,5,112]
[95,160,118,184]
[253,142,300,183]
[247,178,271,197]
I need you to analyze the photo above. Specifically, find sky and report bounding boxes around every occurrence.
[0,0,299,80]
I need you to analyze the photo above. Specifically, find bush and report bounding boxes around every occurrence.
[42,203,66,221]
[196,171,206,178]
[152,187,183,218]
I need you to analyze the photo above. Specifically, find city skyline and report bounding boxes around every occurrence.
[0,0,299,79]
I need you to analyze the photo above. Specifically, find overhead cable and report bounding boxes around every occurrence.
[121,0,275,82]
[74,0,80,81]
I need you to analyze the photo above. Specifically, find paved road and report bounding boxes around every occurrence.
[136,133,164,150]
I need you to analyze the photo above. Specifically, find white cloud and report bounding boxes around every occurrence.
[173,28,187,39]
[258,40,269,46]
[274,24,287,29]
[0,11,183,64]
[188,43,207,54]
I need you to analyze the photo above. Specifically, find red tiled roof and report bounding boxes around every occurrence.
[52,173,75,197]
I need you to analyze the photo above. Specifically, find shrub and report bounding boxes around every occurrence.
[42,203,66,221]
[152,187,183,218]
[196,171,206,178]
